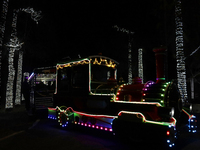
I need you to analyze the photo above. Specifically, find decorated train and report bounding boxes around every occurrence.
[46,48,197,148]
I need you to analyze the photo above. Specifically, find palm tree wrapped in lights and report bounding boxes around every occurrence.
[5,37,23,108]
[5,7,42,109]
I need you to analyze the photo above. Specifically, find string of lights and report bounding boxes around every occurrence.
[0,0,9,104]
[5,7,41,108]
[138,48,143,83]
[5,37,23,108]
[175,0,187,102]
[113,25,134,84]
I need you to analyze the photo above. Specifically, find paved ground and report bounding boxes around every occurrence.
[0,102,37,140]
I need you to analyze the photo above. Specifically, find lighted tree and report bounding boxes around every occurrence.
[5,7,41,108]
[113,25,134,84]
[175,0,187,102]
[0,0,9,105]
[138,48,143,83]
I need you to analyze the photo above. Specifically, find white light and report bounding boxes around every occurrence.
[175,0,188,102]
[138,48,143,83]
[192,130,196,133]
[5,7,42,109]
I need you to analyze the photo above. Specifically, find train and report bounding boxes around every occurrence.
[30,48,197,148]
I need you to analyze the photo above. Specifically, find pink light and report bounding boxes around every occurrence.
[96,126,99,129]
[85,123,87,126]
[88,124,91,127]
[81,123,84,126]
[48,107,57,111]
[92,125,95,128]
[109,129,113,132]
[105,128,108,131]
[100,127,103,130]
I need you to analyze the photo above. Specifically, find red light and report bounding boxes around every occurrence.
[116,97,119,100]
[117,92,120,95]
[167,131,170,135]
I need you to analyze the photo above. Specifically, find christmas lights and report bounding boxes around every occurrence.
[113,25,134,84]
[5,37,23,108]
[5,7,42,108]
[138,48,143,83]
[15,51,23,105]
[57,58,90,69]
[175,0,187,102]
[91,58,117,68]
[118,111,176,127]
[0,0,9,97]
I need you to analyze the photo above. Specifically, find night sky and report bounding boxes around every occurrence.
[2,0,200,82]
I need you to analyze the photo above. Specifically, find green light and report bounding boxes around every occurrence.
[161,94,164,97]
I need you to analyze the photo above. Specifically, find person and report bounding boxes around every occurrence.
[22,78,30,111]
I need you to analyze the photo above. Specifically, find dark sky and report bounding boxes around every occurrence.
[2,0,200,82]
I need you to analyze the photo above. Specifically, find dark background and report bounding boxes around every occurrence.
[1,0,200,84]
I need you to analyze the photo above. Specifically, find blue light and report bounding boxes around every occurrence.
[167,140,170,143]
[192,130,196,133]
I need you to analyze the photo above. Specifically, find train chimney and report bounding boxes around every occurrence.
[153,47,166,83]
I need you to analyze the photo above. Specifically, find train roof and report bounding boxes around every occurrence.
[56,55,119,70]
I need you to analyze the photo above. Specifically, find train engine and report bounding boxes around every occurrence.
[47,48,197,148]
